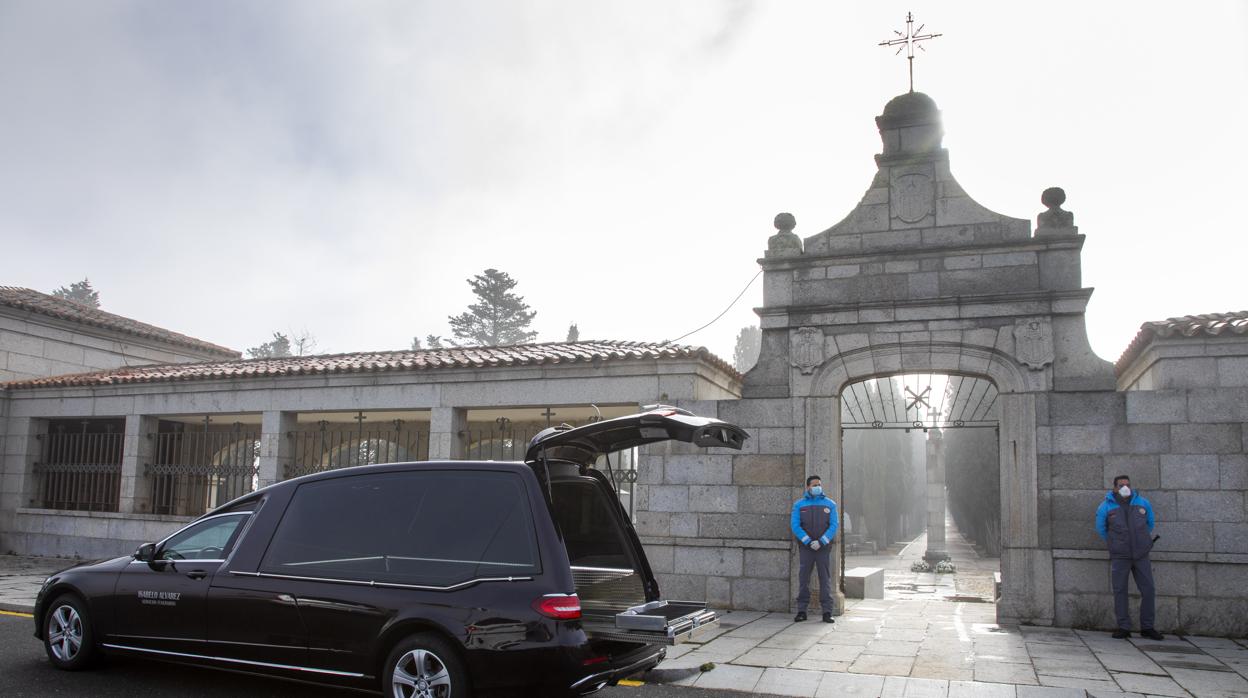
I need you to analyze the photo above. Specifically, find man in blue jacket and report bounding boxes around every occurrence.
[791,475,839,623]
[1095,474,1163,640]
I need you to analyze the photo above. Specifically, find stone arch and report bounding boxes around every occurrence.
[809,340,1033,399]
[803,340,1050,625]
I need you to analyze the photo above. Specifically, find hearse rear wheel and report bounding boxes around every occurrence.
[43,594,97,670]
[385,633,469,698]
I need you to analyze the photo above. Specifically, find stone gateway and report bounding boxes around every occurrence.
[631,91,1248,636]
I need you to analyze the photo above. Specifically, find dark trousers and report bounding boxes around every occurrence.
[797,544,833,614]
[1111,557,1155,631]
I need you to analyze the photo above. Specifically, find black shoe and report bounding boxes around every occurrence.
[1141,629,1164,641]
[1112,629,1131,639]
[822,612,834,624]
[794,612,807,622]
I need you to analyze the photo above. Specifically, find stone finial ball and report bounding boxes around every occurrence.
[774,212,796,232]
[1041,187,1066,209]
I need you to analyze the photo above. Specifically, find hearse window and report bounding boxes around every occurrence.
[550,479,636,569]
[160,513,249,561]
[260,471,540,587]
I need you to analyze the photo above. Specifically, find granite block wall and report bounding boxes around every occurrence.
[1047,388,1248,635]
[637,399,805,612]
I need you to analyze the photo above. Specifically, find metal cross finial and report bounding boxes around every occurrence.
[905,385,932,412]
[879,12,942,93]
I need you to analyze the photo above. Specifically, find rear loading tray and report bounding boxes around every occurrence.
[582,600,718,645]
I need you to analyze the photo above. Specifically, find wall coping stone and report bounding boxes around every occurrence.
[755,288,1095,320]
[758,235,1085,271]
[17,507,194,525]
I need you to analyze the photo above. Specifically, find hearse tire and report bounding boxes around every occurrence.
[42,594,97,671]
[384,632,470,698]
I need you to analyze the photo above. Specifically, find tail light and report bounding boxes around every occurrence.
[533,594,581,620]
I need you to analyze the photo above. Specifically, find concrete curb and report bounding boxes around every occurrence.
[0,601,36,615]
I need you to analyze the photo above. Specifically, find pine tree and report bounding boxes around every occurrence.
[566,323,580,342]
[246,332,292,359]
[51,278,100,308]
[447,269,538,346]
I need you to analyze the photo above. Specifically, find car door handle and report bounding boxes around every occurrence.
[186,570,208,580]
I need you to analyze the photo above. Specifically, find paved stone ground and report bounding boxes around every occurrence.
[3,538,1247,697]
[643,523,1248,698]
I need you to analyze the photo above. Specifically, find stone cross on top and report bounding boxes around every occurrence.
[879,12,942,93]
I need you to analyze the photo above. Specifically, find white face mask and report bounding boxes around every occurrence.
[1118,485,1131,498]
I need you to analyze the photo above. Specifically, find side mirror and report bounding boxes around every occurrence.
[134,543,156,562]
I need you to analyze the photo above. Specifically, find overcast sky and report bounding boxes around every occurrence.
[2,1,1245,365]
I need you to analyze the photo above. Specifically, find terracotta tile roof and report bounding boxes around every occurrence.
[1116,310,1248,375]
[0,286,239,359]
[1,340,740,390]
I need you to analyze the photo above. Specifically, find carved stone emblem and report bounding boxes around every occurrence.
[791,327,825,375]
[1013,319,1054,371]
[892,172,934,224]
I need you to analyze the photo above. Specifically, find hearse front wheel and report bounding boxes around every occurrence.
[43,594,96,670]
[385,633,469,698]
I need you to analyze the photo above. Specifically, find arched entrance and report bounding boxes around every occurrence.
[800,342,1052,626]
[838,373,1001,606]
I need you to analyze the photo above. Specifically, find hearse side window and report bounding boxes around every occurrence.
[550,479,636,569]
[260,470,540,587]
[160,513,250,561]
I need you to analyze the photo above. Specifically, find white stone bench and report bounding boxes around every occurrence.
[844,566,884,599]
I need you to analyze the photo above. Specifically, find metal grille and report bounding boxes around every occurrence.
[36,427,123,512]
[147,428,260,517]
[464,419,638,517]
[464,421,544,461]
[286,421,429,479]
[841,374,999,430]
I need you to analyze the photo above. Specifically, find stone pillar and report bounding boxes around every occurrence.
[995,392,1054,626]
[259,411,297,488]
[429,407,468,460]
[119,415,158,514]
[2,417,43,508]
[923,427,950,563]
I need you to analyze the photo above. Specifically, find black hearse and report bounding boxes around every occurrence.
[34,407,746,697]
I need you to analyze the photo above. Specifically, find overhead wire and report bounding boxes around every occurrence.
[661,269,762,346]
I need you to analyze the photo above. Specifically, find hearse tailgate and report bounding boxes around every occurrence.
[581,600,719,645]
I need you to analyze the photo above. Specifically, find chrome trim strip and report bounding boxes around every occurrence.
[227,570,532,591]
[129,559,224,565]
[101,643,365,678]
[284,554,532,569]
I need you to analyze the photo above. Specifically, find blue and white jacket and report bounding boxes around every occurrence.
[1095,490,1155,560]
[790,492,839,546]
